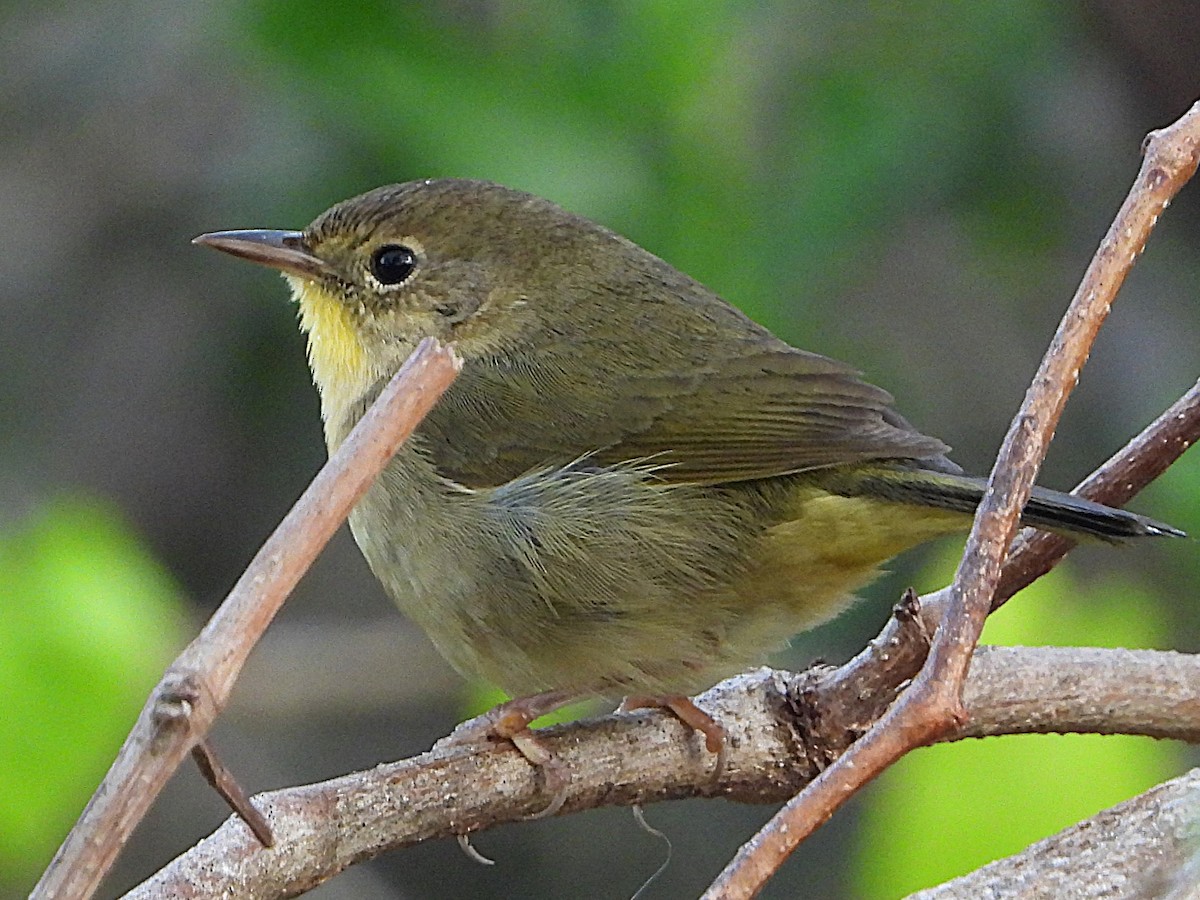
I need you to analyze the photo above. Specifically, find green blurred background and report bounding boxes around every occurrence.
[2,2,1198,897]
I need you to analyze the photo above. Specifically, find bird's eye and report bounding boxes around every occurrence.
[369,244,418,286]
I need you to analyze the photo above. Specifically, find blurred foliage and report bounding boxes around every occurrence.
[0,499,185,892]
[465,683,601,735]
[852,545,1186,897]
[235,0,1075,339]
[4,0,1197,896]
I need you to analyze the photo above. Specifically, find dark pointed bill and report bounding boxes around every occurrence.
[192,229,329,279]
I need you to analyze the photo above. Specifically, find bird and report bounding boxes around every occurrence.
[194,178,1181,767]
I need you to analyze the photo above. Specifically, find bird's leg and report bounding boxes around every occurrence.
[437,689,576,817]
[621,694,727,777]
[440,688,575,754]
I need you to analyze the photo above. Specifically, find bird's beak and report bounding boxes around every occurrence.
[192,229,330,279]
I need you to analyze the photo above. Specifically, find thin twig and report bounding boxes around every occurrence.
[31,338,461,900]
[992,376,1200,607]
[191,739,274,847]
[704,99,1200,899]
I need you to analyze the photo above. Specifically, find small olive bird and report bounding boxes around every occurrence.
[195,179,1180,760]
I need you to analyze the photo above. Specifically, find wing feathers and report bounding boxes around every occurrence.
[419,340,950,488]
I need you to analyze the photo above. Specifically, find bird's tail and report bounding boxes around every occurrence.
[817,465,1184,543]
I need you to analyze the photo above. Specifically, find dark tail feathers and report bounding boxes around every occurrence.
[822,467,1184,543]
[1016,482,1182,542]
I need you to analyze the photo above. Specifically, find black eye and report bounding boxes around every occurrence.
[370,244,418,285]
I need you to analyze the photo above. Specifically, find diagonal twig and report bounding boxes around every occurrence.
[990,376,1200,608]
[704,99,1200,899]
[31,338,461,900]
[191,739,274,848]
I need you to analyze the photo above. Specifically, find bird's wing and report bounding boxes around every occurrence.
[418,338,952,489]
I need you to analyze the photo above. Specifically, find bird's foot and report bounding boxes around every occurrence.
[621,694,728,778]
[437,690,575,818]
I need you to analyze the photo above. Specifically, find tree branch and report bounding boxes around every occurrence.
[955,646,1200,742]
[123,644,1200,898]
[907,767,1200,899]
[704,97,1200,899]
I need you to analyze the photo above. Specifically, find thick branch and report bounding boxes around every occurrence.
[956,646,1200,742]
[126,645,1200,898]
[907,767,1200,899]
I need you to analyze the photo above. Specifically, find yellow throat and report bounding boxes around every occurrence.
[286,275,375,432]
